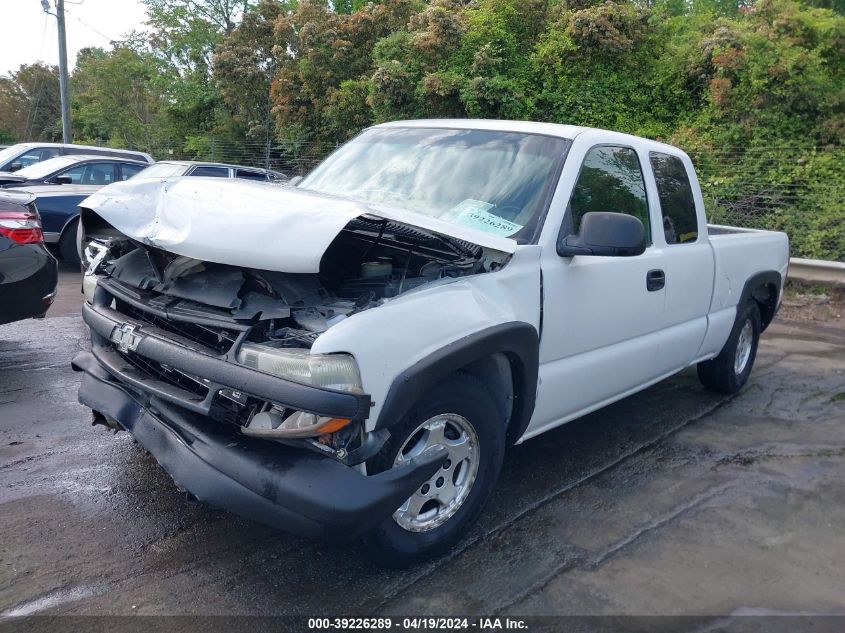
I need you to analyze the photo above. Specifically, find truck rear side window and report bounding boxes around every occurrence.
[649,152,699,244]
[566,146,650,240]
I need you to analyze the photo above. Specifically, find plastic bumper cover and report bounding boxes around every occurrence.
[72,355,447,539]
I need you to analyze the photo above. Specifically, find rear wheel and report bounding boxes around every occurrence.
[362,373,506,567]
[698,301,761,394]
[59,217,81,268]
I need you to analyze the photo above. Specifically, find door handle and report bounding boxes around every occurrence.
[646,269,665,291]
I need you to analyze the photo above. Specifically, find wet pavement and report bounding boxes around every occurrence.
[1,265,844,619]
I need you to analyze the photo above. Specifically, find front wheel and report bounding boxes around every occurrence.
[59,217,81,268]
[362,373,506,567]
[697,301,762,394]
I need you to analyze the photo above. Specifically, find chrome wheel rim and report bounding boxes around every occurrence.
[392,413,479,532]
[734,319,753,375]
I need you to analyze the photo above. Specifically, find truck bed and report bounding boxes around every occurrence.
[707,224,748,236]
[707,224,790,315]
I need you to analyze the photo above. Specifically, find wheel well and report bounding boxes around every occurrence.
[750,282,778,331]
[458,353,514,429]
[373,322,539,443]
[455,351,534,445]
[59,214,79,238]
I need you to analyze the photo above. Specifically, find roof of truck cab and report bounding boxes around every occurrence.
[372,120,689,156]
[374,119,589,139]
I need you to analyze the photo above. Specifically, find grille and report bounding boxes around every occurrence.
[121,352,210,399]
[117,301,239,355]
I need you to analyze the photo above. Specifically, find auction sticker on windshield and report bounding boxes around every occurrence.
[448,199,523,237]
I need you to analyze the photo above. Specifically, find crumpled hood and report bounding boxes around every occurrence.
[81,177,516,273]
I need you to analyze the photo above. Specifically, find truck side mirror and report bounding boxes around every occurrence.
[9,162,22,172]
[557,211,646,258]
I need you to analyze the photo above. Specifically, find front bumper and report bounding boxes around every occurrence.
[73,354,447,539]
[74,294,447,539]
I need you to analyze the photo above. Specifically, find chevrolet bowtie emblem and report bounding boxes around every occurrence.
[110,323,143,353]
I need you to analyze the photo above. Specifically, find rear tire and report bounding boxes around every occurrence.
[362,373,506,568]
[59,217,81,269]
[698,301,761,394]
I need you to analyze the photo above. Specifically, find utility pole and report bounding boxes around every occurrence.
[42,0,72,142]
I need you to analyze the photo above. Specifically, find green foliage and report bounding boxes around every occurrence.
[141,0,238,144]
[215,0,291,140]
[273,0,845,260]
[0,0,841,259]
[72,47,168,151]
[269,0,419,145]
[0,63,62,141]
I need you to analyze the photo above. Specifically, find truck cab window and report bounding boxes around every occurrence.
[566,146,650,240]
[649,152,699,244]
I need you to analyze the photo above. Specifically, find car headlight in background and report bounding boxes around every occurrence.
[236,342,363,394]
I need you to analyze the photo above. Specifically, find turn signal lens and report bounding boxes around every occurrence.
[317,418,352,434]
[241,410,352,439]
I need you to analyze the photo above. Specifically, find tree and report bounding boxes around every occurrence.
[0,64,62,142]
[215,0,292,141]
[144,0,254,35]
[270,0,418,145]
[139,0,258,152]
[72,47,167,151]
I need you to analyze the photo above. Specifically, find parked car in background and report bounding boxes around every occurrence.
[132,160,288,182]
[75,120,789,566]
[0,191,57,326]
[0,143,153,172]
[0,155,148,189]
[18,182,113,266]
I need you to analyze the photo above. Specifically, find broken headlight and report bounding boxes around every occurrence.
[236,342,363,394]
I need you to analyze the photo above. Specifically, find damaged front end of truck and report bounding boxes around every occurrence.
[71,178,512,538]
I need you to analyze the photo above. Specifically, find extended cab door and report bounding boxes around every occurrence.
[643,151,714,370]
[527,138,670,439]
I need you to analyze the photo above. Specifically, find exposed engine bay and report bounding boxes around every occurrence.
[80,209,510,463]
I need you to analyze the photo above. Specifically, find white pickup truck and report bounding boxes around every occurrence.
[74,120,789,566]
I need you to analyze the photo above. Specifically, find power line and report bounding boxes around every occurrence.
[65,6,116,43]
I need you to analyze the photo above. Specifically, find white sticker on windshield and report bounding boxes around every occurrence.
[447,199,523,237]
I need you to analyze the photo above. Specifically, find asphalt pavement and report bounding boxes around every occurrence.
[1,264,844,623]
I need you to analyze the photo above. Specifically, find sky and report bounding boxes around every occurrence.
[1,0,150,76]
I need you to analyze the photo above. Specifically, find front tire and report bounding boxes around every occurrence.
[698,301,761,394]
[362,373,506,567]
